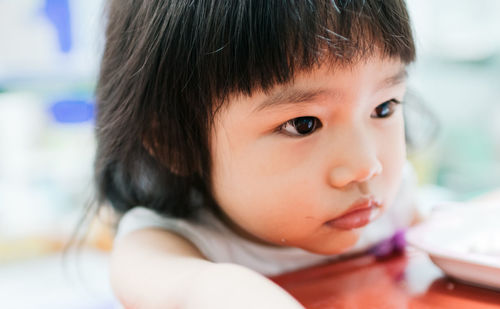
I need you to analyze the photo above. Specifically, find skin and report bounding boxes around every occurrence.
[110,55,411,309]
[111,228,304,308]
[210,55,408,254]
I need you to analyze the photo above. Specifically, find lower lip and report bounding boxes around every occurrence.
[326,206,379,230]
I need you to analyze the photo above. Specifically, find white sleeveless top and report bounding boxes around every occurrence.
[115,164,417,276]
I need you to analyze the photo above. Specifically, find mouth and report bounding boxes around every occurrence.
[325,197,382,230]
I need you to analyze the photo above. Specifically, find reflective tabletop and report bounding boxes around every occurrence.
[271,249,500,309]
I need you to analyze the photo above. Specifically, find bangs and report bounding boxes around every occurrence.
[193,0,416,101]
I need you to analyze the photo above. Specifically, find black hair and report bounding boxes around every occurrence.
[94,0,416,220]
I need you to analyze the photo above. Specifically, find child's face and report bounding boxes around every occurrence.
[210,55,407,254]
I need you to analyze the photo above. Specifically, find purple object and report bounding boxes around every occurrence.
[369,228,407,259]
[392,229,407,253]
[49,99,94,123]
[43,0,72,53]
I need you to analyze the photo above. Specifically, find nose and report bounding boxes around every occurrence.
[328,128,383,189]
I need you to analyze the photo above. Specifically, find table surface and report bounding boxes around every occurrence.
[270,249,500,309]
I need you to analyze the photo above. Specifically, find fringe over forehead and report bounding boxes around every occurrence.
[177,0,416,98]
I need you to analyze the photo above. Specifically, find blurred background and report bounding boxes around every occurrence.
[0,0,499,308]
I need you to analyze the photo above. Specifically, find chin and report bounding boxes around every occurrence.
[302,230,362,255]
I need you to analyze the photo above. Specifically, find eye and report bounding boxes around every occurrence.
[279,116,322,137]
[371,99,401,118]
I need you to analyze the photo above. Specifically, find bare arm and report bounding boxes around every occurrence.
[110,228,304,309]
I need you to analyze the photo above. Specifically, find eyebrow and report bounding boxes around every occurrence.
[253,67,408,113]
[381,67,408,88]
[253,88,331,113]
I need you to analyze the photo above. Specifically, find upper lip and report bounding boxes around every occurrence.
[338,196,382,217]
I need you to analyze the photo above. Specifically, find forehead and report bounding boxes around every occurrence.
[213,55,407,119]
[246,56,407,113]
[273,61,402,101]
[283,55,405,88]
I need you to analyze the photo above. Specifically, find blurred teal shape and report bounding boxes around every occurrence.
[436,125,499,199]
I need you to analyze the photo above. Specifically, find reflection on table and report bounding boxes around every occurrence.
[271,249,500,309]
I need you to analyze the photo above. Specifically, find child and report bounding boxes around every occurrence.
[94,0,417,307]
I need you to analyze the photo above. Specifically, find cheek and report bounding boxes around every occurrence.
[379,118,407,201]
[210,131,274,220]
[212,156,312,233]
[210,134,319,241]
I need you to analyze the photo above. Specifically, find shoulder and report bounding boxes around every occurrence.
[115,206,225,258]
[114,224,206,259]
[113,208,209,262]
[115,207,185,240]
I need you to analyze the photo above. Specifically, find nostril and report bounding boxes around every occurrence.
[361,161,382,181]
[358,168,380,183]
[356,169,377,183]
[357,170,373,183]
[328,161,382,189]
[329,166,351,189]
